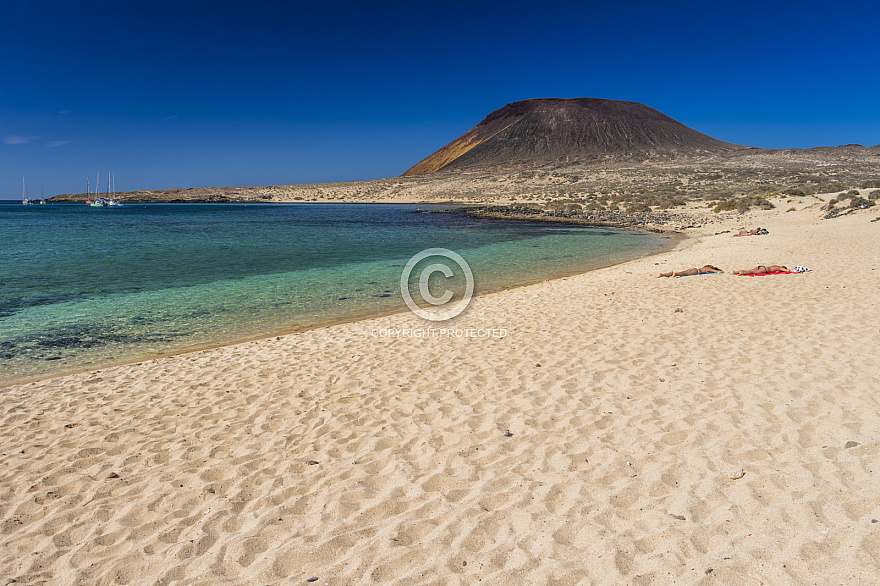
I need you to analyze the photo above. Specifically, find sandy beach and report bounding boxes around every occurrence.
[2,203,879,585]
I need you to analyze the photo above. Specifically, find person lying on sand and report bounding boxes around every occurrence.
[733,265,788,275]
[733,228,768,237]
[658,265,723,277]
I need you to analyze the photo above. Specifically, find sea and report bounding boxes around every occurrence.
[0,202,671,386]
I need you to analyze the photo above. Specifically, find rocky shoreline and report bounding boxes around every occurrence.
[426,204,700,232]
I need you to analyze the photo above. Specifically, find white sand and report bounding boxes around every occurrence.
[2,205,880,584]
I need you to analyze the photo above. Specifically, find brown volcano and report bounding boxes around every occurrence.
[403,98,744,176]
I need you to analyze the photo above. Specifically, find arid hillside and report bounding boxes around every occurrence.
[403,98,743,175]
[50,98,879,214]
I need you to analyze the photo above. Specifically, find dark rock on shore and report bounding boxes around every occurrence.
[427,205,691,231]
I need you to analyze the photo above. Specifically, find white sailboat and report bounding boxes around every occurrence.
[107,172,122,206]
[86,171,121,206]
[22,177,33,205]
[87,175,103,206]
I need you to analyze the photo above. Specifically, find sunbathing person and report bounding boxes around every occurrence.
[658,265,723,277]
[733,227,767,237]
[733,265,788,275]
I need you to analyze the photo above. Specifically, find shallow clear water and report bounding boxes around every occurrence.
[0,202,670,384]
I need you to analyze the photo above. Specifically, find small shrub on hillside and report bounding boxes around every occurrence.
[713,199,738,213]
[737,195,775,212]
[849,196,876,208]
[783,188,806,196]
[869,190,880,200]
[793,184,816,195]
[656,198,686,210]
[625,203,652,214]
[861,180,880,189]
[822,182,847,193]
[702,186,733,199]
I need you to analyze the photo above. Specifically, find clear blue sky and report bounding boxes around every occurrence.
[2,0,878,197]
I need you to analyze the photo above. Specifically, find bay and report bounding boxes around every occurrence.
[0,202,670,385]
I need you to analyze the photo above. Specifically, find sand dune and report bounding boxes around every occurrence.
[2,206,880,584]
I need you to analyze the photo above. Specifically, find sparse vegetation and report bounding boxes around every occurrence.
[832,190,859,204]
[849,196,875,208]
[826,193,876,213]
[713,199,738,213]
[738,195,775,212]
[54,139,877,210]
[820,182,848,193]
[625,203,652,214]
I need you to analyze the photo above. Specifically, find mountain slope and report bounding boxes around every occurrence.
[403,98,743,175]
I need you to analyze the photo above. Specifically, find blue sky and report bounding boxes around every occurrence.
[2,0,878,197]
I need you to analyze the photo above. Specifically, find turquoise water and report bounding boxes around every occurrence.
[0,202,670,385]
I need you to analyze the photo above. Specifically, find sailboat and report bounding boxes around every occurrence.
[22,178,33,205]
[86,174,107,206]
[107,172,122,206]
[86,172,121,206]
